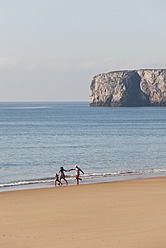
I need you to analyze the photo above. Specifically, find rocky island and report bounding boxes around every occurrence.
[90,69,166,107]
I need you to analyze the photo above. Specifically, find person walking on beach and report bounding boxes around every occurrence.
[59,166,68,185]
[54,173,62,186]
[69,165,84,185]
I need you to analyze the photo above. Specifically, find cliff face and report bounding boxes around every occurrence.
[90,69,166,107]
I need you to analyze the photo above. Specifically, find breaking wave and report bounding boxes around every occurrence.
[1,168,166,190]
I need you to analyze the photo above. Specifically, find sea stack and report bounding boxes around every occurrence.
[90,69,166,107]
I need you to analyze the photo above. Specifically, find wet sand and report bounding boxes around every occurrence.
[1,177,166,248]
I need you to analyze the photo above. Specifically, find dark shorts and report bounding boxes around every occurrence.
[60,175,65,180]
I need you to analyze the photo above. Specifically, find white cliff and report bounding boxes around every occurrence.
[90,69,166,106]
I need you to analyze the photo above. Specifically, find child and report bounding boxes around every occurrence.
[55,173,62,186]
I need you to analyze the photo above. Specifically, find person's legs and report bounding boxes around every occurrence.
[58,179,62,186]
[59,177,62,185]
[76,175,79,184]
[64,178,68,185]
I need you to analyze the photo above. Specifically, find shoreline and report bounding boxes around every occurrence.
[1,176,166,248]
[1,171,166,193]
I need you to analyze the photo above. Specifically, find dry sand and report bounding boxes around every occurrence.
[1,177,166,248]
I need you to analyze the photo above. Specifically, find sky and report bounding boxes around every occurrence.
[0,0,166,102]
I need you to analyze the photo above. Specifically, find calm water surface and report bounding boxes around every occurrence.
[0,102,166,191]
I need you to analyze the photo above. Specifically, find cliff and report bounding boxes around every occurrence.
[90,69,166,107]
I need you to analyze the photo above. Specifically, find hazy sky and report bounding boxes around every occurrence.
[0,0,166,101]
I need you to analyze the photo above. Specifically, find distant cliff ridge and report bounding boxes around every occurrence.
[90,69,166,107]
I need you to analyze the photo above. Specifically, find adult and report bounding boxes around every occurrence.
[69,165,84,185]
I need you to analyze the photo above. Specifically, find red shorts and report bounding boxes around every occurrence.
[76,175,78,179]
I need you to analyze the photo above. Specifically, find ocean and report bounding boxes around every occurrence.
[0,102,166,192]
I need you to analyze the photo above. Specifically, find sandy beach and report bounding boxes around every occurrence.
[1,177,166,248]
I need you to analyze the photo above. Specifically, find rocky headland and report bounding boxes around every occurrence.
[90,69,166,106]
